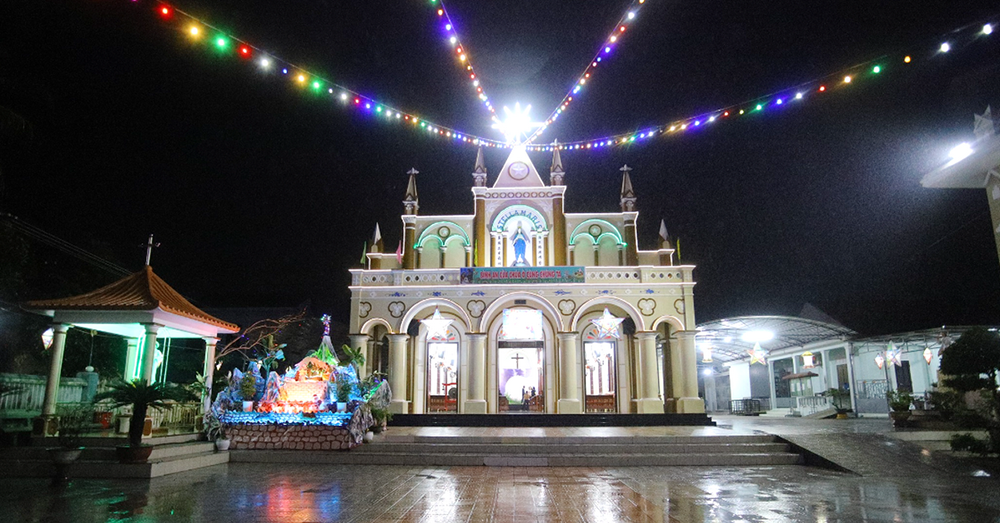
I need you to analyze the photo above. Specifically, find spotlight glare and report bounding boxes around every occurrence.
[940,42,950,53]
[949,142,973,163]
[984,24,993,35]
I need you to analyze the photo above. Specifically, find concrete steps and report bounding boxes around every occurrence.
[0,436,229,479]
[230,434,803,467]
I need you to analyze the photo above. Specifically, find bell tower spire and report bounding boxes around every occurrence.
[403,168,419,215]
[619,164,636,212]
[550,141,565,186]
[472,146,488,187]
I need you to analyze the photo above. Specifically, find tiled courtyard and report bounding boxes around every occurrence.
[4,417,999,522]
[3,461,999,522]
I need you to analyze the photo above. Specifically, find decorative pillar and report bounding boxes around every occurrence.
[670,331,685,412]
[387,334,410,414]
[465,333,488,413]
[402,216,416,269]
[618,245,625,266]
[569,244,575,265]
[202,337,218,414]
[473,192,487,266]
[415,247,423,268]
[635,331,663,413]
[676,331,705,413]
[349,334,371,378]
[553,192,567,265]
[40,324,70,420]
[660,336,676,412]
[490,232,499,267]
[140,323,162,385]
[556,332,582,413]
[465,246,472,267]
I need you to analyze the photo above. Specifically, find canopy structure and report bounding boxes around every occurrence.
[696,315,856,364]
[22,266,239,426]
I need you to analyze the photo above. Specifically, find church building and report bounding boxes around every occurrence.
[348,145,704,416]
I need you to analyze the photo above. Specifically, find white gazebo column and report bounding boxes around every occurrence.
[387,334,410,414]
[465,333,488,413]
[556,332,582,413]
[676,331,705,413]
[39,324,70,429]
[349,334,371,378]
[139,323,162,384]
[202,337,218,414]
[635,331,663,413]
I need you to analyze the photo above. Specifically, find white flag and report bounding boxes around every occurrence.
[658,219,668,241]
[373,223,382,244]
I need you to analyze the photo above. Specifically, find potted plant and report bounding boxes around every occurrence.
[47,403,93,482]
[336,381,352,413]
[203,410,230,451]
[823,388,852,419]
[886,389,913,427]
[94,379,195,464]
[240,373,257,412]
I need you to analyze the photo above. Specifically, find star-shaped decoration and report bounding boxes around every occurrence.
[886,343,903,367]
[421,308,453,340]
[591,308,624,339]
[748,342,767,365]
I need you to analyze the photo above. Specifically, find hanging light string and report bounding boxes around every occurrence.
[428,0,500,126]
[525,0,651,145]
[523,17,997,152]
[151,1,511,148]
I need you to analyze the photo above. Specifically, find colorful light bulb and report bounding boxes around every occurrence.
[904,55,911,63]
[984,24,993,35]
[940,42,950,53]
[216,37,227,48]
[843,75,852,83]
[872,65,881,73]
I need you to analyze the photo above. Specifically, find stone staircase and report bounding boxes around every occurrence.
[231,433,803,467]
[0,433,229,479]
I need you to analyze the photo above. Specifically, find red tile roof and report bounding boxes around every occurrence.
[23,266,239,332]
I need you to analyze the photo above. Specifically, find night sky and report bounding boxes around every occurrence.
[2,1,999,335]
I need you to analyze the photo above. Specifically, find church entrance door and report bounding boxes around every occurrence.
[584,341,617,412]
[497,342,544,413]
[426,342,458,413]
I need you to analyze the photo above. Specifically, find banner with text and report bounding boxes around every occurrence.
[459,267,586,284]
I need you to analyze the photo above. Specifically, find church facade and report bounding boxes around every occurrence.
[347,146,704,415]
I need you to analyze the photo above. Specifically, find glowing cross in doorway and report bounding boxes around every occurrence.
[421,308,453,340]
[510,352,525,369]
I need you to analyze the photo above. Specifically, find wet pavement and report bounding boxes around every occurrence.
[3,416,998,522]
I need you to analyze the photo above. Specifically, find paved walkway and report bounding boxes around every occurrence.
[3,416,997,522]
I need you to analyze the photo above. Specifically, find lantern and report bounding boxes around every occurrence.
[801,351,816,369]
[874,353,885,370]
[41,328,54,350]
[923,347,933,365]
[701,346,713,363]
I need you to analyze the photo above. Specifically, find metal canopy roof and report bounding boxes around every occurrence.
[696,315,857,364]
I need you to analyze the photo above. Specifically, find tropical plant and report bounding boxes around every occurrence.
[54,403,94,449]
[339,344,366,371]
[203,409,226,441]
[886,390,912,412]
[93,380,195,448]
[258,334,286,374]
[940,327,1000,455]
[239,373,257,402]
[337,381,353,403]
[823,388,851,413]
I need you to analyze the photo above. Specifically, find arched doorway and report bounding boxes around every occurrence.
[426,325,459,413]
[582,323,618,412]
[496,309,545,412]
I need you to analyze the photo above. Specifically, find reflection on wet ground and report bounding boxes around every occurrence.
[2,462,998,522]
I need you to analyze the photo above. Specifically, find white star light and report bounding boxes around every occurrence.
[492,103,542,144]
[421,308,454,340]
[591,308,624,339]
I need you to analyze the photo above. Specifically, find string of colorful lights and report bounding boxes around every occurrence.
[137,1,994,153]
[524,0,651,145]
[150,1,510,148]
[427,0,501,126]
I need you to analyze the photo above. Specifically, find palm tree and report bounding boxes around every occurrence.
[94,380,195,448]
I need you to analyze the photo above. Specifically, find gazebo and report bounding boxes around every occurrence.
[23,265,239,433]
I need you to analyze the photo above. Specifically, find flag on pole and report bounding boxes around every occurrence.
[676,237,681,262]
[359,241,367,265]
[373,223,382,246]
[395,241,403,264]
[659,219,668,241]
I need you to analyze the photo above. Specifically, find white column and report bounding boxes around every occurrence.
[349,334,370,379]
[41,324,70,419]
[556,332,582,413]
[676,331,705,413]
[635,331,663,413]
[670,332,685,408]
[202,337,218,414]
[387,334,410,414]
[465,333,488,413]
[140,323,162,384]
[845,342,859,413]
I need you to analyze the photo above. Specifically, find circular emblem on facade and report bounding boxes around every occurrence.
[674,299,685,314]
[509,161,529,180]
[358,302,372,318]
[388,301,406,318]
[637,298,656,316]
[588,224,602,237]
[558,299,577,316]
[438,226,450,238]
